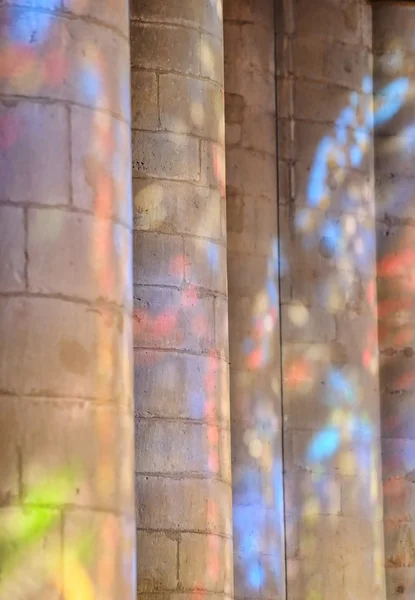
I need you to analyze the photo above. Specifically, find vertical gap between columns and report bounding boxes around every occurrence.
[23,207,29,290]
[273,0,289,598]
[67,105,73,206]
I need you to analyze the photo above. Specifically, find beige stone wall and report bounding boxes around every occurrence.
[130,1,233,598]
[276,0,385,598]
[373,4,415,599]
[0,1,135,598]
[224,1,285,599]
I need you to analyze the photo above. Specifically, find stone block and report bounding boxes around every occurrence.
[225,64,275,111]
[226,146,277,197]
[184,237,227,295]
[28,208,131,307]
[160,74,224,142]
[323,41,371,91]
[284,469,341,519]
[227,253,268,297]
[132,131,200,182]
[0,101,69,206]
[201,33,224,86]
[130,0,222,37]
[215,295,229,362]
[15,398,134,512]
[63,509,135,599]
[134,349,229,424]
[133,285,215,354]
[225,92,245,124]
[294,80,353,123]
[179,532,233,593]
[382,438,415,481]
[133,230,183,287]
[0,205,25,292]
[224,0,274,31]
[233,551,262,600]
[63,0,129,35]
[381,390,415,441]
[385,566,415,599]
[292,37,325,81]
[200,140,226,193]
[226,191,256,254]
[130,22,200,76]
[224,22,275,80]
[295,0,360,45]
[133,180,223,242]
[137,531,177,591]
[241,107,276,155]
[281,303,335,343]
[0,505,61,600]
[385,521,415,568]
[286,556,346,600]
[131,71,159,130]
[0,396,19,504]
[71,105,132,225]
[375,176,415,221]
[0,296,131,401]
[0,9,129,117]
[383,477,415,524]
[135,420,227,479]
[225,123,241,145]
[136,476,232,536]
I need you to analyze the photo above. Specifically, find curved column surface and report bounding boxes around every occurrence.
[373,4,415,599]
[276,0,385,598]
[0,1,135,599]
[224,1,285,599]
[130,1,233,597]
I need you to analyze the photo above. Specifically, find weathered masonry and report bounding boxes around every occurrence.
[0,1,414,599]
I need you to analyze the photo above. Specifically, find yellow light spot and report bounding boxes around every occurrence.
[249,439,262,458]
[288,304,309,327]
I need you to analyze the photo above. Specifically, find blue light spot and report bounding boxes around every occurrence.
[82,64,102,103]
[401,124,415,151]
[308,427,340,462]
[308,137,333,207]
[374,78,409,127]
[327,370,354,404]
[207,242,220,270]
[189,389,205,419]
[248,564,264,589]
[350,144,363,167]
[266,280,278,305]
[362,75,373,95]
[11,11,52,44]
[321,221,341,254]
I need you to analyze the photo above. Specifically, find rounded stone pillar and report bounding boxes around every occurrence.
[130,1,233,597]
[373,3,415,598]
[224,1,285,599]
[276,0,385,598]
[0,2,135,599]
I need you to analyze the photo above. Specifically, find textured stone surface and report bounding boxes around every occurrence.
[224,3,285,600]
[131,2,233,599]
[374,4,415,599]
[277,1,385,600]
[0,2,135,598]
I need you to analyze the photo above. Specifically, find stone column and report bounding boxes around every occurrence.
[276,0,385,598]
[0,2,135,599]
[373,3,415,598]
[130,2,233,597]
[224,1,285,599]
